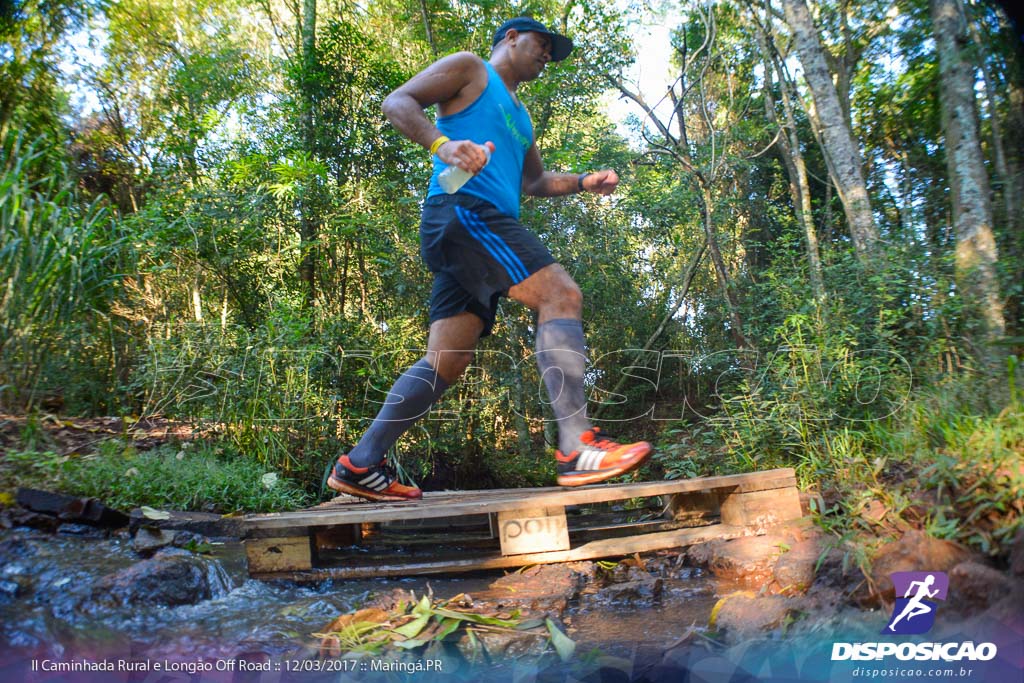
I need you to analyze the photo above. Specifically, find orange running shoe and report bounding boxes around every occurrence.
[327,455,422,501]
[555,428,653,487]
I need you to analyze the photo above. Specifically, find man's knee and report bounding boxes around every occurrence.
[558,278,583,309]
[433,349,475,382]
[534,267,582,304]
[541,273,582,314]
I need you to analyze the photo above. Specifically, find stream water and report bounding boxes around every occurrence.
[0,527,718,678]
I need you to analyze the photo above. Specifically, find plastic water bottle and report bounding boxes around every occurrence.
[438,147,491,194]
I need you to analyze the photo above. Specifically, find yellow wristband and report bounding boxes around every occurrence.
[429,135,450,156]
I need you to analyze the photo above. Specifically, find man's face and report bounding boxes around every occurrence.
[513,30,552,79]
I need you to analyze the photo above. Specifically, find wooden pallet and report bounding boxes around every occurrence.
[242,468,802,581]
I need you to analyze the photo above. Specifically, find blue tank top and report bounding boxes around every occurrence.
[427,61,534,219]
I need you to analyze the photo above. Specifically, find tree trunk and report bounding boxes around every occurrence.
[967,14,1016,236]
[931,0,1005,342]
[1004,78,1024,335]
[782,0,879,262]
[755,12,825,302]
[699,184,750,349]
[339,238,350,316]
[418,0,438,56]
[512,365,533,459]
[191,282,203,322]
[299,0,318,306]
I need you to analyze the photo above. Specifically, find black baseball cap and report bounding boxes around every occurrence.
[492,17,574,62]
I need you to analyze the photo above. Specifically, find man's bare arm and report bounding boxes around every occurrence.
[382,52,492,173]
[521,143,619,197]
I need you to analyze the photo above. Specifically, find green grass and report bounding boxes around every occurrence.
[1,440,314,513]
[653,370,1023,561]
[806,384,1022,558]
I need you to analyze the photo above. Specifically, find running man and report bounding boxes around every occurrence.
[327,16,652,501]
[887,574,940,632]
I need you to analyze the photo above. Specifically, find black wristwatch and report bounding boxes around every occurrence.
[577,173,591,192]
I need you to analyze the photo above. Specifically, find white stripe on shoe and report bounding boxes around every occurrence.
[359,473,386,490]
[576,448,607,471]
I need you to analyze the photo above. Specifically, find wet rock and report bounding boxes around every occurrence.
[564,560,598,584]
[686,520,822,581]
[947,561,1019,616]
[598,575,663,603]
[1010,526,1024,577]
[641,552,686,577]
[132,527,177,556]
[172,530,209,548]
[469,563,589,615]
[0,537,37,559]
[685,539,723,568]
[0,578,21,602]
[773,538,824,596]
[712,594,793,640]
[774,517,824,545]
[365,587,417,612]
[57,523,109,539]
[128,508,244,538]
[1,507,61,533]
[706,536,787,590]
[448,564,590,662]
[931,580,1024,648]
[603,561,640,584]
[865,530,976,605]
[979,584,1024,624]
[92,548,217,607]
[456,624,549,661]
[16,488,128,528]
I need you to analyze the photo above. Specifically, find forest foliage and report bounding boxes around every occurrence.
[1,0,1021,556]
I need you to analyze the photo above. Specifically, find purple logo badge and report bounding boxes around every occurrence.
[883,571,949,635]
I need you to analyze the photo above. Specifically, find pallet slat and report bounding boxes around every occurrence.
[242,468,804,578]
[243,468,797,531]
[252,524,752,581]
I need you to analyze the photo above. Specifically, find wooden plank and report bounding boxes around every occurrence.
[314,515,707,551]
[252,523,753,581]
[244,536,313,573]
[719,487,803,527]
[496,507,570,555]
[243,469,797,531]
[384,514,492,531]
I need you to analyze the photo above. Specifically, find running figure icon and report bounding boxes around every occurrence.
[887,573,940,632]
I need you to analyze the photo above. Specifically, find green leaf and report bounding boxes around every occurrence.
[434,618,462,640]
[546,618,576,662]
[516,618,546,631]
[394,638,430,649]
[392,612,431,639]
[429,607,520,628]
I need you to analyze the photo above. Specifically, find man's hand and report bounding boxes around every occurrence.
[438,140,495,173]
[581,169,619,195]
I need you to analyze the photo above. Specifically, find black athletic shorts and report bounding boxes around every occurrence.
[420,194,555,337]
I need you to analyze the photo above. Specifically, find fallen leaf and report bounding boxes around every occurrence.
[321,608,389,634]
[139,506,170,520]
[545,618,576,662]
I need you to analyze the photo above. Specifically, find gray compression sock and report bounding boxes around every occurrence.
[347,358,449,468]
[536,318,593,454]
